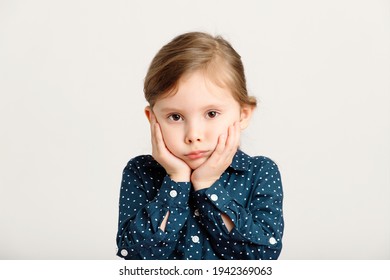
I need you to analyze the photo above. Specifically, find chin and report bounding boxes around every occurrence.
[186,158,207,170]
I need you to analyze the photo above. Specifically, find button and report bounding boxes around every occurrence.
[120,249,128,257]
[191,236,200,243]
[269,237,277,245]
[194,209,200,216]
[210,194,218,201]
[169,190,177,198]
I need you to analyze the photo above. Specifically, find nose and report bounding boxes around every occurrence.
[184,122,203,144]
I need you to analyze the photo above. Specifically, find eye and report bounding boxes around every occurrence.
[206,110,219,119]
[168,113,183,122]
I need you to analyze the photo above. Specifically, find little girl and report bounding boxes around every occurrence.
[116,32,284,260]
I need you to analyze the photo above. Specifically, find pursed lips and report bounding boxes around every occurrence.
[185,150,209,160]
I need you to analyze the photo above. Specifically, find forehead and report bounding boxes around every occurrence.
[154,69,238,110]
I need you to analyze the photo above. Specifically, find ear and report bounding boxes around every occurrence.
[239,105,254,130]
[144,106,153,123]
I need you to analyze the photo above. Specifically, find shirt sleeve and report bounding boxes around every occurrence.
[192,158,284,260]
[116,158,191,259]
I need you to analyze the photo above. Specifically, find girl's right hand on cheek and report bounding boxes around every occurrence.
[150,114,191,182]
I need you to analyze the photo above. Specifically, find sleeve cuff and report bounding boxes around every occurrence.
[155,175,191,209]
[193,181,233,212]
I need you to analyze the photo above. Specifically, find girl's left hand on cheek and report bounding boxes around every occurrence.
[191,122,240,190]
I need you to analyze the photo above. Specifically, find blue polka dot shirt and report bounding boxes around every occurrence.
[116,150,284,260]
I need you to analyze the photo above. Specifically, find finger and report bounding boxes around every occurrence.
[151,113,164,149]
[214,133,227,156]
[223,122,239,160]
[152,112,158,124]
[225,123,237,151]
[150,113,165,152]
[150,112,161,153]
[234,121,241,148]
[149,112,156,134]
[150,119,156,146]
[154,122,165,151]
[151,123,157,146]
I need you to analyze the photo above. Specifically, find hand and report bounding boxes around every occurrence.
[149,113,191,182]
[191,122,240,190]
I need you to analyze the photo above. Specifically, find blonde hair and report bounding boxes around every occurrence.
[144,32,257,108]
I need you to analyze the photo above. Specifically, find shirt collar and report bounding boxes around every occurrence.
[229,149,252,172]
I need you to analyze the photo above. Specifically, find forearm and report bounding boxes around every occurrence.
[221,213,234,232]
[192,181,283,259]
[159,211,170,231]
[117,166,191,259]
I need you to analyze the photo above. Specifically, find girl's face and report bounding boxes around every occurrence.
[146,70,253,170]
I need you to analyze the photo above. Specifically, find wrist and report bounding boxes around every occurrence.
[192,179,216,191]
[169,172,191,182]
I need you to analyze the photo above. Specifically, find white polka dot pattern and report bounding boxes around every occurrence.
[116,150,284,260]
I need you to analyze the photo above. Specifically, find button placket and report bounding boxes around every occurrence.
[191,235,200,243]
[194,209,200,216]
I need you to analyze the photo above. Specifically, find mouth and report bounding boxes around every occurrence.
[185,150,209,160]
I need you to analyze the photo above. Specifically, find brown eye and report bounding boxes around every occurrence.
[168,114,183,121]
[206,111,219,119]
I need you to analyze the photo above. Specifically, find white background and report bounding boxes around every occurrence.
[0,0,389,259]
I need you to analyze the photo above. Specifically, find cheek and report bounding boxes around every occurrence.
[209,114,239,142]
[208,122,229,142]
[160,125,181,150]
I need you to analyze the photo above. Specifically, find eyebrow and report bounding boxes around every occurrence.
[158,103,226,113]
[157,108,183,115]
